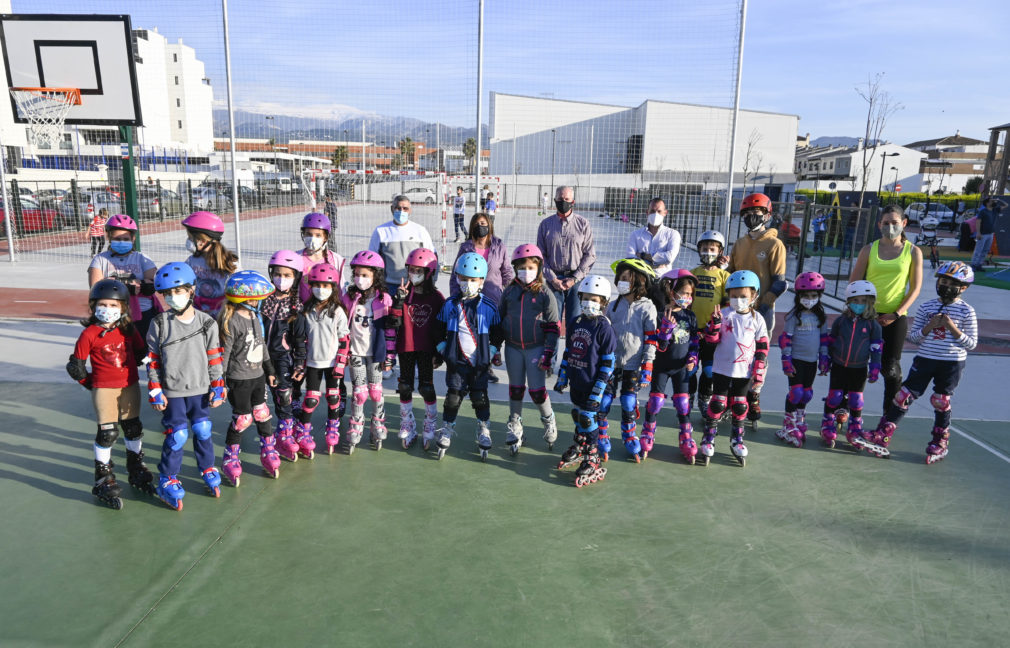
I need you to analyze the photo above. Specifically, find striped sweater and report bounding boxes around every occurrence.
[907,298,977,361]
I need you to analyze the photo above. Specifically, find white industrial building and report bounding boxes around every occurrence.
[794,140,926,195]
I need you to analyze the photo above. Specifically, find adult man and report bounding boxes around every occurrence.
[368,195,435,293]
[451,186,467,242]
[536,186,596,329]
[971,197,1006,272]
[625,197,682,275]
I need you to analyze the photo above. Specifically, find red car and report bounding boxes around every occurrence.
[0,196,60,234]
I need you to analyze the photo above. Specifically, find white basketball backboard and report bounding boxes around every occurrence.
[0,14,142,126]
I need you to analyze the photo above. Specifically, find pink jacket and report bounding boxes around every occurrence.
[340,289,396,363]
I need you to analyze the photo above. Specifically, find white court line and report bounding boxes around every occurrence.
[950,425,1010,465]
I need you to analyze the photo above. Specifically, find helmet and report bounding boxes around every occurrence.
[935,260,974,285]
[726,270,761,293]
[225,270,275,304]
[610,257,657,279]
[307,262,341,284]
[697,229,726,249]
[577,275,612,300]
[454,252,488,279]
[741,193,773,213]
[794,271,826,292]
[89,278,130,302]
[511,243,543,264]
[154,262,197,291]
[405,247,439,275]
[845,280,877,299]
[268,249,304,273]
[350,249,385,269]
[301,212,331,232]
[661,268,698,288]
[105,214,137,232]
[182,211,225,240]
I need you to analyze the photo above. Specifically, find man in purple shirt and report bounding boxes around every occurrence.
[536,186,597,330]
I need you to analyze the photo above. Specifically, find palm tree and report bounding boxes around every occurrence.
[398,137,415,169]
[463,137,476,174]
[331,146,349,169]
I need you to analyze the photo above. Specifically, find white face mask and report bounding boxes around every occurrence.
[616,281,631,295]
[312,286,332,301]
[272,275,294,292]
[409,272,426,286]
[303,235,326,251]
[647,212,664,227]
[459,280,481,298]
[353,275,373,291]
[800,297,820,310]
[730,296,751,313]
[580,300,602,317]
[185,239,197,254]
[94,305,121,324]
[166,293,191,312]
[517,269,537,285]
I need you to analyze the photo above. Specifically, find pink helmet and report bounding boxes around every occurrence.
[661,268,698,287]
[794,271,825,292]
[105,213,137,232]
[350,249,385,269]
[511,243,543,264]
[268,249,304,273]
[182,211,225,240]
[307,262,340,284]
[301,212,331,232]
[405,247,438,275]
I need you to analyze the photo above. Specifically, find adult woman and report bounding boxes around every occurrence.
[849,204,923,411]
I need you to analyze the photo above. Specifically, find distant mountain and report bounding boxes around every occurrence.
[810,136,883,148]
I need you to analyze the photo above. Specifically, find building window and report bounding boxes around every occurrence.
[177,120,183,129]
[174,76,179,85]
[172,53,178,63]
[60,133,73,150]
[176,98,181,107]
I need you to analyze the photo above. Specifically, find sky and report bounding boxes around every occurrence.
[12,0,1010,144]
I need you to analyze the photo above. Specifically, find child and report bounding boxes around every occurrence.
[648,269,700,463]
[554,276,617,486]
[689,230,730,416]
[820,280,883,449]
[452,186,467,241]
[218,270,278,485]
[299,211,347,302]
[88,207,108,255]
[433,252,505,461]
[603,258,659,463]
[66,279,154,509]
[855,262,977,462]
[87,213,158,339]
[776,271,831,447]
[700,270,769,467]
[182,211,239,316]
[261,250,305,462]
[290,263,350,457]
[499,243,561,454]
[147,262,227,510]
[341,250,396,453]
[390,247,445,449]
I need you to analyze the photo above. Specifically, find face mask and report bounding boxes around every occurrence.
[517,269,538,285]
[165,293,191,313]
[699,252,719,266]
[109,240,133,255]
[555,199,573,214]
[312,286,332,301]
[459,280,481,298]
[409,272,426,286]
[354,275,373,291]
[936,282,960,303]
[744,213,766,231]
[647,212,664,227]
[393,210,409,225]
[881,223,903,239]
[675,296,693,309]
[800,297,820,310]
[849,303,866,315]
[474,224,490,238]
[272,275,294,292]
[617,281,631,295]
[185,239,197,254]
[580,300,601,317]
[730,296,751,313]
[94,305,121,324]
[303,235,325,251]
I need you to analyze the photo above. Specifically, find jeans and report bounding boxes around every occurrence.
[971,233,993,269]
[551,282,582,331]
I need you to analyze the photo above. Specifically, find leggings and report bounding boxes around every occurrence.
[705,373,751,429]
[398,351,436,404]
[349,355,385,420]
[784,359,817,413]
[647,367,691,426]
[504,343,553,419]
[879,314,908,411]
[225,375,272,445]
[298,367,342,423]
[825,364,868,419]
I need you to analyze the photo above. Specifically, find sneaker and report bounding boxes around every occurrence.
[488,368,499,384]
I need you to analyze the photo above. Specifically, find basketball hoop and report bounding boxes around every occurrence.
[9,87,81,147]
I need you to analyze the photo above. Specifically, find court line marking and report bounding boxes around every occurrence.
[950,424,1010,465]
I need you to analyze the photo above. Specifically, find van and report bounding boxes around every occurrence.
[262,177,293,193]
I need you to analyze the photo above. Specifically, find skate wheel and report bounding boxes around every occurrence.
[640,451,648,461]
[509,444,518,457]
[347,444,355,455]
[108,497,124,510]
[437,447,446,460]
[327,445,335,455]
[480,449,488,462]
[686,455,696,465]
[270,470,279,479]
[574,475,586,488]
[602,452,608,462]
[632,454,641,464]
[547,443,554,451]
[208,487,221,498]
[738,457,746,468]
[702,455,710,467]
[375,440,383,452]
[556,460,565,469]
[233,477,240,488]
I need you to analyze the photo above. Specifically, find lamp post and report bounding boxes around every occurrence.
[264,115,279,177]
[550,128,556,193]
[877,151,899,206]
[890,166,899,194]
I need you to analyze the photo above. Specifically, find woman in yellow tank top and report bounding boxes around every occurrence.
[850,205,923,411]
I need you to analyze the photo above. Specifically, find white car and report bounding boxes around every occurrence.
[905,202,954,227]
[400,186,437,205]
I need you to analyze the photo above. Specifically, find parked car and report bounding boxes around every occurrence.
[138,187,186,220]
[198,181,258,207]
[905,202,955,227]
[58,191,122,229]
[190,187,234,210]
[37,188,69,208]
[401,186,437,204]
[1,196,60,234]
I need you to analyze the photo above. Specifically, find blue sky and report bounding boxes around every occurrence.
[15,0,1010,143]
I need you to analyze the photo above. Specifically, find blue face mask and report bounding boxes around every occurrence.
[849,303,866,315]
[109,240,133,255]
[393,210,409,225]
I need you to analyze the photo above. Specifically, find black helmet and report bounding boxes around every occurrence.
[89,278,130,302]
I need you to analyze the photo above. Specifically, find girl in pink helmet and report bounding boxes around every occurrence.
[389,247,445,449]
[298,211,347,303]
[87,213,159,339]
[182,211,238,316]
[340,250,396,453]
[498,243,561,455]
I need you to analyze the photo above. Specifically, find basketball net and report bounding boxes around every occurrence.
[9,87,81,148]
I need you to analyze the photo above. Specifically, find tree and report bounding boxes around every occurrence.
[463,137,477,174]
[330,146,349,169]
[741,129,763,190]
[391,153,403,170]
[398,137,415,168]
[965,176,983,194]
[855,72,903,209]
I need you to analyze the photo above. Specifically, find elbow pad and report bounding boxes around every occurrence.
[140,281,156,296]
[66,355,88,382]
[597,352,616,381]
[770,277,788,297]
[777,331,792,351]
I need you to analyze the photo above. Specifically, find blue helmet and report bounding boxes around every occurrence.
[454,252,488,279]
[726,270,760,293]
[154,262,197,291]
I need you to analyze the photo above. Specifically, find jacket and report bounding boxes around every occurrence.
[499,282,560,351]
[608,296,658,370]
[829,314,883,368]
[341,289,396,364]
[435,294,504,370]
[449,237,514,304]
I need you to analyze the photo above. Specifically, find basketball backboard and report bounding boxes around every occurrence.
[0,13,142,126]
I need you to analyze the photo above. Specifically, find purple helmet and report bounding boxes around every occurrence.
[307,262,340,284]
[301,212,331,232]
[105,213,137,232]
[182,211,225,240]
[350,249,385,269]
[794,271,826,292]
[268,249,304,274]
[511,243,543,264]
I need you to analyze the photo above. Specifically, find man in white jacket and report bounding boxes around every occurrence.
[625,198,682,275]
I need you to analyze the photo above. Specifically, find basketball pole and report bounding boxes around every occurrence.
[0,134,14,263]
[721,0,747,235]
[222,0,242,260]
[118,125,140,250]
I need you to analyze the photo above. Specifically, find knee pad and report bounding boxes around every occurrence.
[801,388,814,406]
[826,389,845,409]
[746,390,760,407]
[930,393,951,412]
[120,417,143,441]
[274,388,292,408]
[673,393,690,417]
[529,387,548,405]
[620,391,638,414]
[445,389,464,413]
[848,391,864,412]
[703,364,714,379]
[883,363,903,385]
[165,425,188,451]
[598,392,614,415]
[570,407,581,426]
[707,395,727,420]
[326,388,341,409]
[787,384,806,405]
[470,390,490,412]
[368,383,383,403]
[576,409,597,433]
[509,384,526,401]
[893,385,917,411]
[730,396,749,419]
[231,413,253,432]
[397,381,413,403]
[95,422,119,448]
[193,418,213,441]
[353,385,369,406]
[302,390,322,413]
[417,381,436,403]
[646,392,665,416]
[252,402,271,422]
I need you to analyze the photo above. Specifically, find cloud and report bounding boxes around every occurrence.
[212,98,378,122]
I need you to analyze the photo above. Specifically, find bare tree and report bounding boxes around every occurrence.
[741,129,763,191]
[752,153,764,191]
[855,73,903,208]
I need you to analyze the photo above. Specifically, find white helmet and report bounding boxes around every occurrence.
[577,275,612,300]
[698,230,726,249]
[845,280,877,299]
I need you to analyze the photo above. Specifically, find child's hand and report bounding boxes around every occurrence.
[152,402,166,412]
[291,365,305,382]
[395,278,410,303]
[867,362,881,383]
[711,303,722,322]
[267,375,277,387]
[781,356,796,377]
[818,355,831,375]
[924,313,944,333]
[432,355,443,369]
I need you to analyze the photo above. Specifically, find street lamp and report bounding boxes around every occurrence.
[877,151,900,206]
[550,128,556,193]
[890,166,899,194]
[264,115,279,177]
